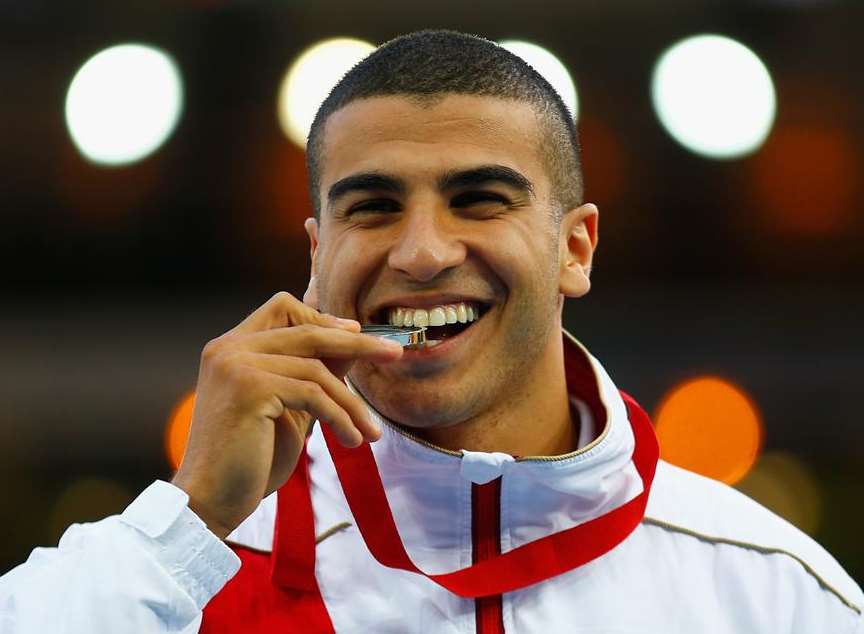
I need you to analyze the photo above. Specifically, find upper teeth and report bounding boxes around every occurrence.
[388,302,480,327]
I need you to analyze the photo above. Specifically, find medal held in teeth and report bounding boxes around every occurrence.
[362,302,481,348]
[360,325,427,347]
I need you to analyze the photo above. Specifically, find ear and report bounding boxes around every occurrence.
[559,203,599,298]
[303,217,321,309]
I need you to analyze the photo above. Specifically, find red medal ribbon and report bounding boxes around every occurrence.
[321,392,659,598]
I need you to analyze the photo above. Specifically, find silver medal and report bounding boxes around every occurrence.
[360,324,427,347]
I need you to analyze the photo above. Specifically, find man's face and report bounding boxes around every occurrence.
[307,94,580,430]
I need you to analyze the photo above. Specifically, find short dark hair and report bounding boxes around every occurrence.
[306,29,583,219]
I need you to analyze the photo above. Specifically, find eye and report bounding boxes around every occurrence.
[348,198,401,214]
[451,191,510,208]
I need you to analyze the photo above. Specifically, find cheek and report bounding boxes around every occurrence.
[316,231,387,313]
[476,220,557,292]
[481,225,560,351]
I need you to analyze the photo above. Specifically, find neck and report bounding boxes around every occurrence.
[410,330,575,457]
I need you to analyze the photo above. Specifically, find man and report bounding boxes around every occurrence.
[1,30,862,633]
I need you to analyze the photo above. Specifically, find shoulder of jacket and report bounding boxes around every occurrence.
[644,460,863,615]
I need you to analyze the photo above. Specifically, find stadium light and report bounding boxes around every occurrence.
[655,376,764,485]
[651,34,776,159]
[65,43,184,166]
[277,38,376,148]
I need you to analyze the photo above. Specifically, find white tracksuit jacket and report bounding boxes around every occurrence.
[1,335,862,633]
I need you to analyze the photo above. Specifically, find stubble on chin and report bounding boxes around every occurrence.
[348,358,492,431]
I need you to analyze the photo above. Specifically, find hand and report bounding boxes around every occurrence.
[171,291,403,539]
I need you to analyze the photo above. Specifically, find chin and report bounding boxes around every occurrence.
[351,370,481,431]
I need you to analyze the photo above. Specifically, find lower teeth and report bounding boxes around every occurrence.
[424,340,443,348]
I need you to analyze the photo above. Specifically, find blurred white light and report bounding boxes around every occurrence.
[651,34,776,159]
[499,40,578,121]
[278,38,376,148]
[65,44,183,166]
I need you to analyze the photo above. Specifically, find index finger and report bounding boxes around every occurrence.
[232,291,359,335]
[244,324,405,360]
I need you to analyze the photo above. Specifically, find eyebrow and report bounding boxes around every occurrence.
[327,172,406,205]
[439,165,535,197]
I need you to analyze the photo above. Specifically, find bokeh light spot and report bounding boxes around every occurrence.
[65,43,184,166]
[49,478,132,541]
[655,376,763,484]
[651,34,776,159]
[277,38,376,148]
[736,451,822,535]
[580,116,626,205]
[499,40,578,121]
[749,123,859,236]
[165,391,196,471]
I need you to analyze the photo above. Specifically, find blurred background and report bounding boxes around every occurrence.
[1,0,862,586]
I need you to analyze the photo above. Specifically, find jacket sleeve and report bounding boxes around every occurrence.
[0,481,241,634]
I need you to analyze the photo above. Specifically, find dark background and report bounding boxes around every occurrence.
[1,0,862,585]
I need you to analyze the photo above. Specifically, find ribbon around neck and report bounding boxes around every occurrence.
[321,393,659,598]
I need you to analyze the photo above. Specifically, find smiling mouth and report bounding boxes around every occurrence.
[372,301,487,342]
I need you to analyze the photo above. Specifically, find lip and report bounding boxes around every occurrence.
[397,303,493,363]
[363,293,494,324]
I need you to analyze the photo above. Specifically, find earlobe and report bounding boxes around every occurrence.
[559,203,599,299]
[304,217,320,309]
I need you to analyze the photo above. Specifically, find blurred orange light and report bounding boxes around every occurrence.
[165,391,196,471]
[580,115,627,207]
[261,140,313,237]
[234,134,312,242]
[655,376,763,484]
[750,123,859,236]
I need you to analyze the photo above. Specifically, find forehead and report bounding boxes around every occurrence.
[318,94,547,193]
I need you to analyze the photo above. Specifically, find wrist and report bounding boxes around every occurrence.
[171,473,237,540]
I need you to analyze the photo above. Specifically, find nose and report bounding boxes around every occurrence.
[387,208,467,282]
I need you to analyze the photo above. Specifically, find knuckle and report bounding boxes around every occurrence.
[264,292,300,325]
[206,331,240,352]
[277,292,303,315]
[271,291,296,306]
[271,395,287,418]
[201,338,223,361]
[257,394,284,420]
[303,380,325,398]
[275,292,319,324]
[298,381,324,405]
[292,323,320,340]
[302,358,328,380]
